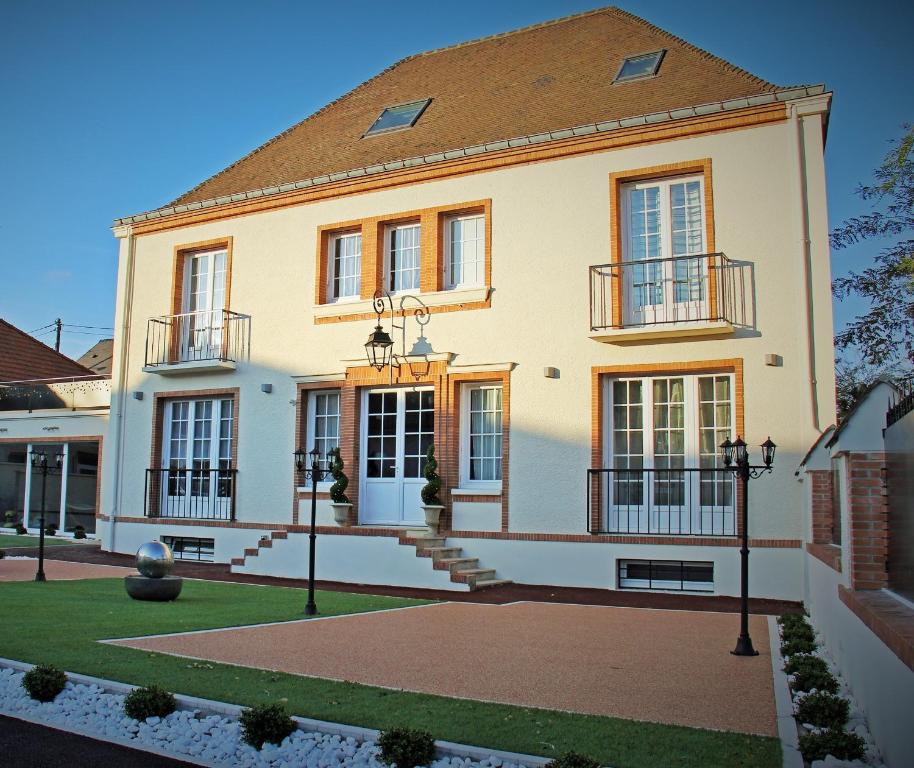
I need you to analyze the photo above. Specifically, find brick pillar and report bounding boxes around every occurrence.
[847,452,889,590]
[808,469,835,544]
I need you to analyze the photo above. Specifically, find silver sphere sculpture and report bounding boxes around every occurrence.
[135,541,174,579]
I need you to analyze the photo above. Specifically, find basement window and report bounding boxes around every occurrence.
[618,559,713,591]
[364,99,431,136]
[162,536,215,563]
[614,50,665,83]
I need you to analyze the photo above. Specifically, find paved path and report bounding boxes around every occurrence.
[0,714,193,767]
[113,601,777,736]
[32,544,801,614]
[0,558,134,582]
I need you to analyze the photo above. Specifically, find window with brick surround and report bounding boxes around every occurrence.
[445,213,485,289]
[306,390,341,462]
[460,383,503,490]
[386,222,421,293]
[328,231,361,301]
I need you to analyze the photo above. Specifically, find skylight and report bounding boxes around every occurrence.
[364,99,431,137]
[614,50,665,83]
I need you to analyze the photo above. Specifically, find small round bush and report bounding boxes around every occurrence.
[125,685,177,721]
[73,526,87,540]
[0,549,5,559]
[378,727,437,767]
[548,752,602,768]
[45,523,57,536]
[781,622,815,643]
[777,613,808,629]
[240,703,295,749]
[22,665,67,702]
[784,653,828,677]
[15,523,27,535]
[781,637,817,656]
[792,665,839,694]
[795,691,850,730]
[799,729,865,762]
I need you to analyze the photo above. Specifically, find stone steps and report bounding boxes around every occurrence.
[398,532,510,592]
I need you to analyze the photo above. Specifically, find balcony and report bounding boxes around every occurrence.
[588,252,746,343]
[144,467,236,521]
[587,467,737,536]
[143,310,250,374]
[0,375,110,413]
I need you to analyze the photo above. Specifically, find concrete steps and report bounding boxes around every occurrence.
[230,530,287,569]
[399,533,511,592]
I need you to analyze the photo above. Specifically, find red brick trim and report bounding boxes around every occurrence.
[839,585,914,672]
[846,451,889,590]
[806,542,842,572]
[451,494,501,503]
[808,469,836,544]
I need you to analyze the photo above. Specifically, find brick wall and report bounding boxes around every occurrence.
[847,451,889,590]
[809,469,835,544]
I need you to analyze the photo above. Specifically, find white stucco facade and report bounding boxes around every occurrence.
[99,95,836,598]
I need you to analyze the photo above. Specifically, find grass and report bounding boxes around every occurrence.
[0,533,89,548]
[0,578,780,768]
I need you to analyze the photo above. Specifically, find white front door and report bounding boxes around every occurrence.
[181,249,227,360]
[360,388,434,525]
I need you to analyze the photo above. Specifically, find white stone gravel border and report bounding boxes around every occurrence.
[767,616,804,768]
[0,657,554,768]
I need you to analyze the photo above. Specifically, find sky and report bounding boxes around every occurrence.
[1,0,911,360]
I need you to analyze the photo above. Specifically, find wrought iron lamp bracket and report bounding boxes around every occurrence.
[371,289,432,382]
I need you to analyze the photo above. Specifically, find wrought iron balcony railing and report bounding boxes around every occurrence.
[144,309,250,368]
[589,252,746,331]
[587,467,737,536]
[144,467,237,520]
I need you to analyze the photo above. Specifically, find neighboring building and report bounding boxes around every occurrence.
[0,319,110,536]
[796,382,914,767]
[101,7,835,596]
[77,338,114,376]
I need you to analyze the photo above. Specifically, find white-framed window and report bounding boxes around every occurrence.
[305,390,341,476]
[445,213,485,289]
[329,231,362,301]
[622,174,707,325]
[386,223,421,293]
[460,383,503,489]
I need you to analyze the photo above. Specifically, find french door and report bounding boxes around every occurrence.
[603,374,734,535]
[181,249,227,361]
[161,398,234,519]
[622,176,707,326]
[360,388,434,525]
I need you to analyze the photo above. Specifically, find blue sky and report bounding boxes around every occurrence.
[1,0,910,359]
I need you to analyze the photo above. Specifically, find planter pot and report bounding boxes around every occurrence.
[330,503,352,526]
[421,504,445,537]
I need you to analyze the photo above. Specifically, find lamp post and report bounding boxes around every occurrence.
[293,446,333,616]
[30,449,64,583]
[364,290,433,380]
[719,436,777,656]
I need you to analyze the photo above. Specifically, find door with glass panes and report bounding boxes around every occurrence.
[161,398,234,519]
[604,374,734,535]
[181,249,227,361]
[360,388,433,525]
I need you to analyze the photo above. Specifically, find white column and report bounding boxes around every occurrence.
[23,443,33,529]
[59,443,70,533]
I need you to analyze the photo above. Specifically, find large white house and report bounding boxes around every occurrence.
[100,7,836,597]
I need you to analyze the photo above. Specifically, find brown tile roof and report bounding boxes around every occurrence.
[171,6,784,208]
[76,338,114,376]
[0,319,96,382]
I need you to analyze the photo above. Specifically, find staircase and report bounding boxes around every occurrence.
[229,529,287,568]
[399,532,512,591]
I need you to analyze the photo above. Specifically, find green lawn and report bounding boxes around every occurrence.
[0,533,91,548]
[0,578,780,768]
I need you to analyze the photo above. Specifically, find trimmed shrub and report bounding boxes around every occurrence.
[420,445,441,506]
[781,621,815,644]
[798,729,865,762]
[124,685,177,721]
[547,752,602,768]
[45,523,57,536]
[781,637,817,656]
[784,653,829,677]
[795,691,850,730]
[22,665,67,702]
[378,727,437,768]
[73,526,87,540]
[15,523,27,535]
[777,613,808,629]
[240,703,295,749]
[0,549,5,559]
[792,665,839,694]
[328,448,350,504]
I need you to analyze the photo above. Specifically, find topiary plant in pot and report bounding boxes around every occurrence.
[420,444,444,537]
[73,525,87,540]
[328,448,351,526]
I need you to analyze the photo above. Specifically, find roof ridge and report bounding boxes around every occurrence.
[0,318,96,377]
[606,6,776,90]
[167,53,421,207]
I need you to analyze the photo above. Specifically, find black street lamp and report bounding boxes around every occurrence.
[365,290,433,380]
[294,446,334,616]
[719,435,776,656]
[30,449,64,583]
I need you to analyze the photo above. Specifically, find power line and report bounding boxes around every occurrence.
[66,324,114,331]
[28,322,56,333]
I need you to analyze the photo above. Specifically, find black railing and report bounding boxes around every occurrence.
[589,252,746,331]
[0,375,110,413]
[145,309,250,367]
[144,468,236,520]
[587,467,736,536]
[887,382,914,428]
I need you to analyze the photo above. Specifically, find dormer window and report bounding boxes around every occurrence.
[364,98,431,137]
[614,50,665,83]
